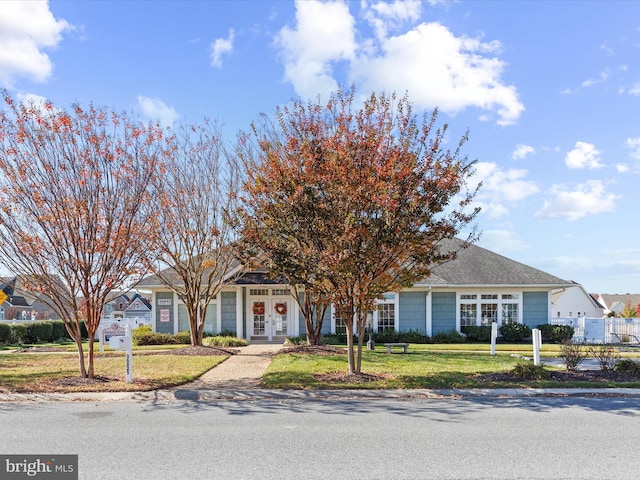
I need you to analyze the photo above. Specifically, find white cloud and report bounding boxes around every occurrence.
[580,69,611,88]
[625,137,640,160]
[363,0,422,40]
[512,144,535,160]
[16,92,49,106]
[535,180,620,221]
[275,1,524,126]
[137,95,179,126]
[275,0,357,100]
[472,162,539,219]
[479,229,528,253]
[629,82,640,96]
[616,163,630,173]
[351,22,523,125]
[565,141,603,169]
[210,28,235,68]
[0,1,71,88]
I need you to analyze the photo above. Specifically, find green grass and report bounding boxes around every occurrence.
[0,351,226,393]
[262,345,640,389]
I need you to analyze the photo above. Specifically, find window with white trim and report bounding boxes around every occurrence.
[377,302,395,332]
[458,292,521,327]
[271,289,291,296]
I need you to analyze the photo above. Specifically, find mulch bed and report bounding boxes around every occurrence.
[473,369,639,384]
[146,346,238,356]
[314,372,390,383]
[47,375,120,388]
[279,345,346,355]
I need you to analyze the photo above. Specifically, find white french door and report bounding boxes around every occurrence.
[249,297,292,341]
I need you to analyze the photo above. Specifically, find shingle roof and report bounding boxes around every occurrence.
[416,238,571,287]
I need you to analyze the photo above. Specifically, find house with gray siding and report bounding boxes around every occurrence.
[137,238,572,342]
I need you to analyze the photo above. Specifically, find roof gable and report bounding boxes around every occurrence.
[417,238,570,287]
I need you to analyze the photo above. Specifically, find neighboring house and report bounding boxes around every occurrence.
[102,291,151,320]
[103,293,131,318]
[0,277,34,321]
[137,238,572,343]
[552,282,604,318]
[124,293,152,320]
[596,294,640,317]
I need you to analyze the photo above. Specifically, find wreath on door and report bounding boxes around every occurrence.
[274,303,287,315]
[253,303,265,315]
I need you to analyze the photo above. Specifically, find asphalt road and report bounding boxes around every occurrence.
[1,396,638,480]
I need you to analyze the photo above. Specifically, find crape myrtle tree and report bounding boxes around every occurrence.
[0,92,165,377]
[147,121,240,346]
[239,87,480,374]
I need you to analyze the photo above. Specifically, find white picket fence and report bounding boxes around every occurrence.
[550,317,640,344]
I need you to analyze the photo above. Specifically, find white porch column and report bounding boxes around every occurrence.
[426,289,432,336]
[236,287,244,339]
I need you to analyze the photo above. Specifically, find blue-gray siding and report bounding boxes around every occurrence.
[155,292,174,334]
[399,292,426,333]
[431,292,456,334]
[221,291,236,333]
[523,291,549,327]
[296,299,332,336]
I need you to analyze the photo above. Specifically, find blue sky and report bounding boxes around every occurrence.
[2,0,640,294]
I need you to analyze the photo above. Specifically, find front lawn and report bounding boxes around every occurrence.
[0,351,226,393]
[261,345,640,389]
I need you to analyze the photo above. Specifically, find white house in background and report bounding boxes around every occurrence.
[551,282,604,318]
[596,294,640,317]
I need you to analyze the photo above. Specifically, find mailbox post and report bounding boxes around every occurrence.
[108,325,133,383]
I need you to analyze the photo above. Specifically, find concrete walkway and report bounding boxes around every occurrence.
[187,343,282,389]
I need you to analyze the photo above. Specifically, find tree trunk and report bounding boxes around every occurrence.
[305,317,323,345]
[355,314,367,374]
[346,323,356,374]
[87,331,95,378]
[75,337,87,378]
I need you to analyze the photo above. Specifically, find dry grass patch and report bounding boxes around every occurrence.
[0,351,227,393]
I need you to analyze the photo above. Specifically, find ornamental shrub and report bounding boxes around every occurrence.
[559,340,587,371]
[511,362,551,380]
[397,330,431,344]
[203,336,248,348]
[588,344,620,371]
[499,323,532,343]
[373,329,400,344]
[461,326,492,342]
[0,323,10,344]
[285,334,307,345]
[218,329,237,337]
[537,324,574,343]
[614,359,640,376]
[8,324,27,344]
[24,321,54,344]
[173,330,191,344]
[50,321,69,341]
[432,329,465,343]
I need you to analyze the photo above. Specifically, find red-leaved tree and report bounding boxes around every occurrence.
[0,92,165,377]
[239,87,480,373]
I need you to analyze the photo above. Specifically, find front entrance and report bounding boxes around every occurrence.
[249,296,293,342]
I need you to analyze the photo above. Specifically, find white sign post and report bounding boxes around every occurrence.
[532,328,542,366]
[490,322,498,355]
[108,325,133,383]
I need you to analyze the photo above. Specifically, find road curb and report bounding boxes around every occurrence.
[2,387,640,403]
